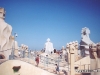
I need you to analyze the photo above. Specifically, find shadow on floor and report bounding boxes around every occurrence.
[82,73,91,75]
[75,73,91,75]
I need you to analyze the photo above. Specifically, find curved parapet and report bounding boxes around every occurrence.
[0,60,55,75]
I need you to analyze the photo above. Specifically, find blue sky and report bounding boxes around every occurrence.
[0,0,100,50]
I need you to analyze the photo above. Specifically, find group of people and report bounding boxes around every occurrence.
[35,54,68,75]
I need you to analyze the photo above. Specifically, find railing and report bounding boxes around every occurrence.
[0,49,93,74]
[0,49,68,73]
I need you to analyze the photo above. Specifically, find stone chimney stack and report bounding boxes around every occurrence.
[0,7,5,19]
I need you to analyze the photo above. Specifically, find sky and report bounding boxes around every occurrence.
[0,0,100,50]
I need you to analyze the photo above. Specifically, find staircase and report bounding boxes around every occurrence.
[0,55,91,75]
[75,56,90,70]
[15,57,65,75]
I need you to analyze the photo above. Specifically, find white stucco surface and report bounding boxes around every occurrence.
[0,60,55,75]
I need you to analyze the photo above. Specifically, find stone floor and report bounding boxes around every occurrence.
[0,59,7,64]
[0,60,56,75]
[0,58,92,75]
[0,53,91,75]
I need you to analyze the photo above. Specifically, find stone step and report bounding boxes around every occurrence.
[17,58,69,74]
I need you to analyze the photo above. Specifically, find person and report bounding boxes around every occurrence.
[65,54,68,62]
[18,51,21,57]
[55,64,60,75]
[60,53,62,59]
[62,70,67,75]
[46,55,48,67]
[35,55,39,67]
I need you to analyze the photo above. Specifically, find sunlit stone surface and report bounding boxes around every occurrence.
[80,27,94,56]
[44,38,54,54]
[0,8,13,59]
[0,7,19,59]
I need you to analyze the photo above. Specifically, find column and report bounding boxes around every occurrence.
[69,42,75,75]
[70,53,75,75]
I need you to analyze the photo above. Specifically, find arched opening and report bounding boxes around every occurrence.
[0,54,5,59]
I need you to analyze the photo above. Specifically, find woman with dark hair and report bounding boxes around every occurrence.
[35,55,39,67]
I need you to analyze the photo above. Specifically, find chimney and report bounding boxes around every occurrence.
[0,7,5,19]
